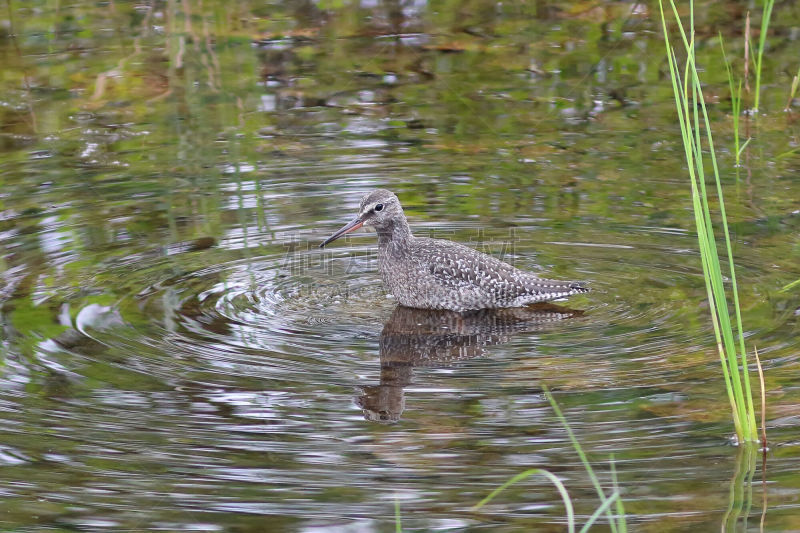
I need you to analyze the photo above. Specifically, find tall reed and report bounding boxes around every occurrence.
[753,0,776,112]
[658,0,759,443]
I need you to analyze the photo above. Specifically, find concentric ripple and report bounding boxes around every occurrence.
[58,216,798,404]
[3,188,800,533]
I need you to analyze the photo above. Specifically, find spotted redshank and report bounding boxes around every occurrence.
[320,189,589,311]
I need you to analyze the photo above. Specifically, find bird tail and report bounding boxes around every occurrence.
[525,277,589,299]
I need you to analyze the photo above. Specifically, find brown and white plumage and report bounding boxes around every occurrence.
[320,189,589,312]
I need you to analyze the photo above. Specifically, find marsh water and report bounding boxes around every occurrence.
[2,1,800,531]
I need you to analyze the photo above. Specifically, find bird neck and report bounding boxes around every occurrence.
[376,214,413,248]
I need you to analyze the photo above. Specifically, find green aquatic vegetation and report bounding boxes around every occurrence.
[659,0,759,443]
[786,66,800,111]
[719,35,749,168]
[394,497,402,533]
[754,0,776,112]
[473,468,577,528]
[473,385,626,532]
[780,278,800,292]
[544,385,625,532]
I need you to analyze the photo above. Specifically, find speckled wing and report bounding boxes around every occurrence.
[409,238,525,298]
[410,237,587,306]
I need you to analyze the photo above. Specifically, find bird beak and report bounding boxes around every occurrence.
[320,216,364,248]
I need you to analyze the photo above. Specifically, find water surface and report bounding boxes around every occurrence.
[2,1,800,531]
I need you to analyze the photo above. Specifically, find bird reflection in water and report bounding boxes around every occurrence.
[357,303,584,423]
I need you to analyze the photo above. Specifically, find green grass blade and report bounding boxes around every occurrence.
[660,0,761,441]
[787,66,800,110]
[609,456,627,533]
[671,0,749,437]
[776,146,800,159]
[754,0,776,112]
[691,45,757,440]
[682,26,746,436]
[737,137,752,159]
[394,497,402,533]
[579,492,621,533]
[719,34,743,166]
[543,385,619,532]
[781,278,800,292]
[472,468,575,533]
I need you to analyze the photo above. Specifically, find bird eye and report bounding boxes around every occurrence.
[374,203,384,212]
